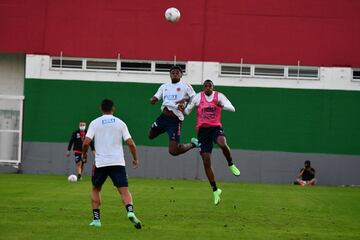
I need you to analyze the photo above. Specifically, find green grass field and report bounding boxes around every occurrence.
[0,174,360,240]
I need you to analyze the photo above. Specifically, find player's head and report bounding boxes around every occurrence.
[304,160,311,167]
[169,65,183,83]
[79,121,86,130]
[101,99,115,114]
[203,79,214,96]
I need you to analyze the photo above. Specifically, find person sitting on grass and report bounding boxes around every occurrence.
[294,160,316,186]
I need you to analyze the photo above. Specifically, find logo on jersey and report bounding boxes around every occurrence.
[164,95,178,100]
[177,87,181,91]
[102,118,115,124]
[201,106,216,119]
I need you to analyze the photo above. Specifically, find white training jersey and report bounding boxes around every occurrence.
[154,82,196,121]
[184,91,235,115]
[86,114,131,168]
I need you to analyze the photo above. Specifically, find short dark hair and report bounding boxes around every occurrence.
[203,79,214,86]
[304,160,311,165]
[101,99,114,112]
[169,65,183,73]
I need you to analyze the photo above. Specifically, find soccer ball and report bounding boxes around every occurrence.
[68,174,77,182]
[165,7,181,23]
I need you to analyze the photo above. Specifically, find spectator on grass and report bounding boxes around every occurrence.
[294,160,316,186]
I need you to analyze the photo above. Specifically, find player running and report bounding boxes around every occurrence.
[184,80,240,205]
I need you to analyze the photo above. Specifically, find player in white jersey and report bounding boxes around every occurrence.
[82,99,141,229]
[149,65,200,156]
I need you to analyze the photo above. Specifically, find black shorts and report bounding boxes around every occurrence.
[198,126,225,153]
[151,114,182,142]
[74,153,86,163]
[92,165,128,188]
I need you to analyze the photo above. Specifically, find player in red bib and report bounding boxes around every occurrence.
[184,80,240,205]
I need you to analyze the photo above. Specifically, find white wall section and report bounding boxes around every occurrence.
[26,54,360,91]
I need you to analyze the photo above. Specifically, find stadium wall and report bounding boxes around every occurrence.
[1,0,360,186]
[23,79,360,155]
[20,77,360,185]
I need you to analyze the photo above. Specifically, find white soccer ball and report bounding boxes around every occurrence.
[165,7,181,23]
[68,174,77,182]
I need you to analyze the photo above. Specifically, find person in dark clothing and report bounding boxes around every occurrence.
[294,160,316,186]
[65,121,95,180]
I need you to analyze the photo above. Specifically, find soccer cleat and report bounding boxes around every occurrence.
[89,219,101,227]
[229,164,240,176]
[127,212,142,229]
[191,137,201,147]
[213,188,222,205]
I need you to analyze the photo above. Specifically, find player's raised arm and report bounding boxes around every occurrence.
[126,138,139,168]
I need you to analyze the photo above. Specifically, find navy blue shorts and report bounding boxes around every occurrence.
[92,165,128,188]
[151,114,182,142]
[74,153,86,163]
[198,126,225,153]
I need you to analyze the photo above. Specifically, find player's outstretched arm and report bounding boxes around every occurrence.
[184,93,200,115]
[217,93,235,112]
[184,100,195,115]
[126,138,139,168]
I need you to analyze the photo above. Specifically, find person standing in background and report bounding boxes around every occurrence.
[65,121,95,180]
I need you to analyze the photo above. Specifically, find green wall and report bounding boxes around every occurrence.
[24,79,360,155]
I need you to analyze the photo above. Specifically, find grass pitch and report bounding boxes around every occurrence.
[0,174,360,240]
